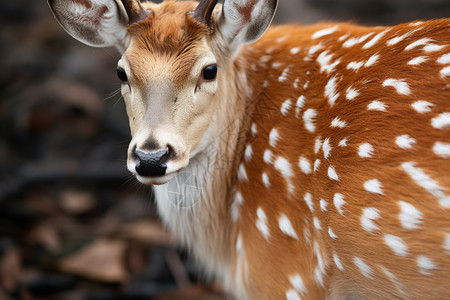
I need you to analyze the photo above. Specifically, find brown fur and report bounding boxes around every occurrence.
[232,20,450,299]
[128,1,209,84]
[52,0,450,298]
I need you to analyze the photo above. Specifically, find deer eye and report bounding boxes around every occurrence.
[116,67,128,82]
[202,64,217,81]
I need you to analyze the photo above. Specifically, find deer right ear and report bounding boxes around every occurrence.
[48,0,130,52]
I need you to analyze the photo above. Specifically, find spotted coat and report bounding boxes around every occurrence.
[232,20,450,299]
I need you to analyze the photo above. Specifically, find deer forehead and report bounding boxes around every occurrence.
[121,1,214,85]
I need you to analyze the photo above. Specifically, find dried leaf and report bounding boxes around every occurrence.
[26,222,60,253]
[59,189,96,215]
[0,248,22,292]
[59,239,127,283]
[119,219,176,246]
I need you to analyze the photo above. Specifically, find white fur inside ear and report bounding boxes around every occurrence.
[218,0,278,54]
[49,0,130,52]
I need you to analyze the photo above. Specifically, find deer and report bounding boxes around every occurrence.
[47,0,450,298]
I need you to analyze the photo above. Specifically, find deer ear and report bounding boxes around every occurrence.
[215,0,278,54]
[48,0,130,52]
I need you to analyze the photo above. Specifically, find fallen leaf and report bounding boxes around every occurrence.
[0,248,22,292]
[59,239,127,283]
[26,222,61,253]
[59,189,96,215]
[119,219,176,246]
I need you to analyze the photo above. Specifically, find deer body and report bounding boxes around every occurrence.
[48,0,450,298]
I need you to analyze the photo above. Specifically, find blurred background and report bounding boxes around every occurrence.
[0,0,449,299]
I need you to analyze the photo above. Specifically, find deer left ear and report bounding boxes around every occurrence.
[48,0,131,52]
[215,0,278,54]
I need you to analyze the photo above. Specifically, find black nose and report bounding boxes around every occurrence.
[134,148,169,177]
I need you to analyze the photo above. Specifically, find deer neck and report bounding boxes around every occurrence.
[152,51,253,281]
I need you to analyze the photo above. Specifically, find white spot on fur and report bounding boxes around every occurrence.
[272,62,283,69]
[328,166,339,181]
[333,253,344,271]
[256,207,270,240]
[251,123,257,136]
[407,56,427,66]
[314,159,321,173]
[263,80,268,88]
[334,193,345,215]
[312,26,338,39]
[405,38,433,51]
[365,54,379,67]
[269,128,280,147]
[331,116,348,128]
[387,32,410,46]
[259,55,271,65]
[345,86,359,101]
[363,30,389,49]
[339,137,348,147]
[379,266,406,295]
[274,157,294,180]
[313,242,326,287]
[368,100,387,111]
[417,255,438,275]
[317,51,341,74]
[323,138,332,159]
[320,199,328,212]
[338,33,350,42]
[293,78,300,89]
[279,68,290,82]
[279,214,298,240]
[361,207,380,233]
[383,78,410,95]
[281,99,293,116]
[347,61,364,71]
[440,66,450,77]
[384,234,408,256]
[313,217,322,231]
[262,172,270,188]
[364,179,384,195]
[236,234,243,252]
[325,76,341,107]
[358,143,374,158]
[303,109,318,133]
[395,135,416,149]
[304,192,314,212]
[308,43,324,56]
[433,141,450,158]
[286,290,301,300]
[354,256,373,278]
[299,156,312,175]
[290,47,300,55]
[328,227,337,240]
[444,234,450,253]
[411,100,434,113]
[424,43,445,52]
[238,163,248,182]
[401,162,450,208]
[244,145,253,161]
[263,149,273,164]
[231,192,244,221]
[432,112,450,129]
[314,137,323,154]
[289,274,306,295]
[398,201,423,230]
[295,95,306,118]
[437,53,450,64]
[343,33,374,48]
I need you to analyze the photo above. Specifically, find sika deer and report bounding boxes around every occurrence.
[48,0,450,298]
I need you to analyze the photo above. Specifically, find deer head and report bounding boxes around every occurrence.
[48,0,278,185]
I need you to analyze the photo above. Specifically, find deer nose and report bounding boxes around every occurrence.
[134,148,170,177]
